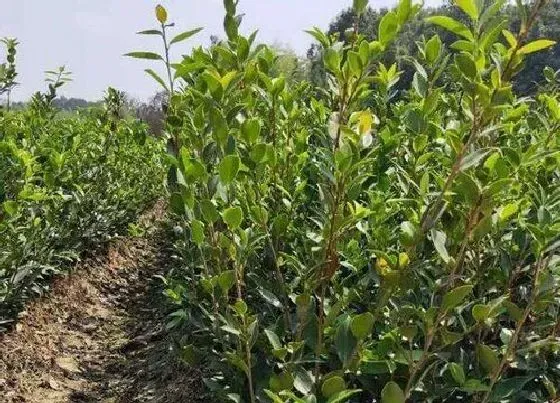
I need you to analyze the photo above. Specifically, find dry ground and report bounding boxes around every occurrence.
[0,203,205,402]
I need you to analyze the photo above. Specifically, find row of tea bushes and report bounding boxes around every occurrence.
[0,107,166,326]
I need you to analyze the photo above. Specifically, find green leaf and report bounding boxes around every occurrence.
[191,219,205,245]
[145,68,168,91]
[269,372,294,392]
[3,200,18,216]
[476,344,499,374]
[327,389,362,403]
[400,221,417,247]
[347,51,363,75]
[219,154,240,185]
[258,288,283,308]
[350,312,374,339]
[322,376,346,398]
[353,0,368,15]
[183,158,206,183]
[324,48,341,73]
[426,16,474,41]
[225,351,249,375]
[455,53,477,78]
[504,301,524,321]
[412,71,428,97]
[499,202,519,222]
[293,367,314,395]
[124,52,163,60]
[480,0,506,26]
[461,379,490,393]
[447,362,466,385]
[518,39,556,55]
[222,206,243,229]
[379,12,399,46]
[454,0,478,20]
[170,193,185,215]
[218,270,237,293]
[397,0,412,24]
[170,28,203,46]
[489,376,533,401]
[502,30,518,48]
[472,304,489,323]
[264,329,282,349]
[460,149,490,171]
[242,118,261,144]
[442,285,473,311]
[335,316,357,367]
[425,34,442,64]
[251,143,268,164]
[430,229,450,263]
[360,360,396,375]
[305,27,330,48]
[381,381,405,403]
[137,29,163,36]
[200,200,220,223]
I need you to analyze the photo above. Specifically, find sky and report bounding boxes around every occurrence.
[1,0,439,102]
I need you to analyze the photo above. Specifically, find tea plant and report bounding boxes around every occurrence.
[129,1,560,401]
[0,37,18,109]
[0,47,166,325]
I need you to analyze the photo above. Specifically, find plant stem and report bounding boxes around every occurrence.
[161,23,180,156]
[314,282,326,386]
[246,340,256,403]
[161,23,174,94]
[404,311,441,398]
[480,254,550,403]
[420,92,479,234]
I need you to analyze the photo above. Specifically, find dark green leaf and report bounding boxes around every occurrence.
[124,51,163,60]
[442,285,473,311]
[170,28,203,46]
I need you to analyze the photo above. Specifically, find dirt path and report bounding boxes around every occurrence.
[0,203,203,402]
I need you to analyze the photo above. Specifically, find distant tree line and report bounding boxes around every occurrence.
[7,93,166,136]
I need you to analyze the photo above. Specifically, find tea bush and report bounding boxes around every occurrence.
[0,48,166,325]
[142,0,559,401]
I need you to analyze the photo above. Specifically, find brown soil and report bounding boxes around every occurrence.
[0,202,204,402]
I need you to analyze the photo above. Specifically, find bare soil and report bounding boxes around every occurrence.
[0,203,204,402]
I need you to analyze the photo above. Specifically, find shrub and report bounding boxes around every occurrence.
[133,0,560,401]
[0,46,166,324]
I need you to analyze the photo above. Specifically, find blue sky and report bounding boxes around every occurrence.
[1,0,439,101]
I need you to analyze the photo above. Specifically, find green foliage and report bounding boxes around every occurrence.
[126,4,203,95]
[0,61,166,325]
[308,0,560,95]
[127,0,560,402]
[0,37,18,99]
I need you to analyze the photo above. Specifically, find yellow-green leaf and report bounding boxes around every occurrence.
[222,206,243,229]
[322,376,346,398]
[455,0,478,20]
[381,381,405,403]
[218,154,240,185]
[499,202,519,222]
[350,312,374,339]
[519,39,556,55]
[502,30,517,48]
[155,4,168,24]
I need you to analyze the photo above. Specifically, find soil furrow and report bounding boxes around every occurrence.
[0,203,203,402]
